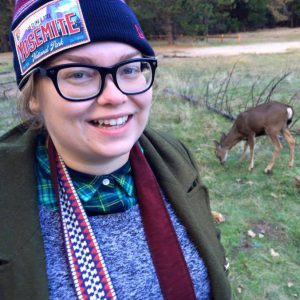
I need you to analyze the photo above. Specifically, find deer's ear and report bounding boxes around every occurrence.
[213,140,219,147]
[221,132,226,141]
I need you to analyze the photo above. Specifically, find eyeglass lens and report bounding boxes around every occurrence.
[56,61,153,100]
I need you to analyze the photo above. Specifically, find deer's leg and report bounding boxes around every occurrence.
[264,133,282,174]
[239,141,248,162]
[248,135,255,171]
[283,128,295,168]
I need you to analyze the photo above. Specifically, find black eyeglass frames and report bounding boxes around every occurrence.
[34,57,157,101]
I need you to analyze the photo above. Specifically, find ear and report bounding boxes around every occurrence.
[29,95,40,113]
[220,132,226,142]
[213,140,219,147]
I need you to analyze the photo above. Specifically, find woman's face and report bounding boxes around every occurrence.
[32,42,153,175]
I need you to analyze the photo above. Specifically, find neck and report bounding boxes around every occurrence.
[61,152,129,176]
[221,130,242,150]
[47,138,129,176]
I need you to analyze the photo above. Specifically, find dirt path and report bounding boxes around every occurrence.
[1,40,300,62]
[0,52,12,63]
[154,41,300,57]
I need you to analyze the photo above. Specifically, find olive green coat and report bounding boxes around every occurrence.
[0,124,231,299]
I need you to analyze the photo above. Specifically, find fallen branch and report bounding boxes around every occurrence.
[163,87,236,121]
[163,88,198,104]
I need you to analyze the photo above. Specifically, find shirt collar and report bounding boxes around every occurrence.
[36,134,134,203]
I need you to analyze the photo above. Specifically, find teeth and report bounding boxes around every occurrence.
[94,115,129,127]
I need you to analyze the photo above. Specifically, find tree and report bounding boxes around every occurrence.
[126,0,300,43]
[0,0,14,52]
[128,0,239,41]
[248,0,268,29]
[208,0,237,33]
[177,1,214,36]
[288,0,300,26]
[128,0,185,44]
[266,0,293,24]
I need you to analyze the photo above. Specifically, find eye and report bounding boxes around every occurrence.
[118,63,140,78]
[65,69,93,80]
[58,67,98,85]
[70,72,85,79]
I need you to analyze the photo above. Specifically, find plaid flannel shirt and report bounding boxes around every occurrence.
[35,135,137,215]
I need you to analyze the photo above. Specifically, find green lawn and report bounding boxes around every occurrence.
[150,50,300,299]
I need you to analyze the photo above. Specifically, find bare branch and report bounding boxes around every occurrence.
[265,72,291,102]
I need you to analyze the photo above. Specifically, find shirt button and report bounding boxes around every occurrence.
[102,178,110,186]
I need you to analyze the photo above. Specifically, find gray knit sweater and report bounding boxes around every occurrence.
[39,201,211,299]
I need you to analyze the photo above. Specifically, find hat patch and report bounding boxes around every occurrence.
[13,0,90,75]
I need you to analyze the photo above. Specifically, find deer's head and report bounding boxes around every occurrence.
[214,133,229,164]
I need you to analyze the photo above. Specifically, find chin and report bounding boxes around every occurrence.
[97,141,134,158]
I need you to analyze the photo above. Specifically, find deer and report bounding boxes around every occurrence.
[214,101,295,174]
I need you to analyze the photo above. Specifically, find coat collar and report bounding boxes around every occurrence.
[0,125,49,299]
[0,125,231,300]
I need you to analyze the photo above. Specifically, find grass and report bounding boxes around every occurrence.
[150,49,300,299]
[151,97,300,299]
[1,28,300,299]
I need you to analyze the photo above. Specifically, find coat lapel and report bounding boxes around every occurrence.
[0,126,49,300]
[140,128,232,300]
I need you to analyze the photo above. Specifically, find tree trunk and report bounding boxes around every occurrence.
[165,14,174,45]
[0,0,14,52]
[0,33,11,52]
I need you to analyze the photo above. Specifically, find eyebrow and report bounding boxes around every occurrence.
[50,50,142,66]
[119,50,142,61]
[51,55,93,65]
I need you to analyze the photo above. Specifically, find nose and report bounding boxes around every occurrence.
[96,75,127,105]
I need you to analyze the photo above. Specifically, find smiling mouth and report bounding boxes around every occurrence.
[90,115,130,128]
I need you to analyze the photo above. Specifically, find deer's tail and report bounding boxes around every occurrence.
[286,106,294,127]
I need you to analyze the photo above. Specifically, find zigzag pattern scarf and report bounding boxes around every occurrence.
[47,138,196,300]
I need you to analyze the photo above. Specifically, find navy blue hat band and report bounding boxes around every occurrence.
[10,0,155,88]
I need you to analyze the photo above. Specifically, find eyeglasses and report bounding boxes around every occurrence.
[35,57,157,101]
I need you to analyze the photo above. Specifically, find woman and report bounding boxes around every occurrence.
[0,1,231,299]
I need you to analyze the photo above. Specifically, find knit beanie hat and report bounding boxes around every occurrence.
[10,0,155,88]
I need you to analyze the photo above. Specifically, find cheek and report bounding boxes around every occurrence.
[42,102,89,123]
[135,89,153,111]
[35,93,90,128]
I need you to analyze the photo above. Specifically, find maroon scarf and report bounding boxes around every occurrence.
[48,138,196,300]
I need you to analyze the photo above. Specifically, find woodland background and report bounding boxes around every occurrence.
[3,0,300,49]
